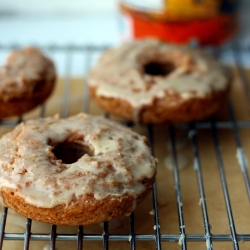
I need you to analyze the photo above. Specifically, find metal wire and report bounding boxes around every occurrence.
[0,207,8,250]
[227,99,250,200]
[77,226,83,250]
[211,117,239,249]
[50,225,57,250]
[232,44,250,112]
[0,44,109,52]
[102,222,109,250]
[3,233,250,242]
[23,219,32,250]
[82,50,92,114]
[147,125,161,250]
[129,213,136,250]
[189,123,213,250]
[61,47,73,118]
[0,44,250,250]
[169,126,187,250]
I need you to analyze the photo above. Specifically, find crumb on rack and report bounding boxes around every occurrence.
[199,198,203,205]
[153,225,160,230]
[149,209,155,215]
[178,233,185,246]
[236,148,248,172]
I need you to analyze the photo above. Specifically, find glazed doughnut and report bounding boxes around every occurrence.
[0,47,56,118]
[0,113,156,225]
[88,39,232,124]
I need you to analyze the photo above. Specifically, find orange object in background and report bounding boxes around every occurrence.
[119,0,238,46]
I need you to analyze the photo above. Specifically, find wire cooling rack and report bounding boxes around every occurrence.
[0,44,250,250]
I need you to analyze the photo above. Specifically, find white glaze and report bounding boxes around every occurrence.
[89,39,231,118]
[0,113,156,208]
[0,47,55,101]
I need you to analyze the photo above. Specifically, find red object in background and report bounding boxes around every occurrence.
[132,13,237,46]
[119,1,238,46]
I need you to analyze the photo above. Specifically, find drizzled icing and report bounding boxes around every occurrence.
[88,39,231,119]
[0,47,55,101]
[0,113,156,208]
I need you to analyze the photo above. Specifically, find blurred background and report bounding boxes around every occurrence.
[0,0,250,74]
[0,0,119,46]
[0,0,250,46]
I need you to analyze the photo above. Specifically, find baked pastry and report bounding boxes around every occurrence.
[0,47,56,118]
[88,39,232,124]
[0,113,157,225]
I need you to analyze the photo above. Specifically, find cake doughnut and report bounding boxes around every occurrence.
[0,47,56,118]
[88,39,232,124]
[0,113,157,225]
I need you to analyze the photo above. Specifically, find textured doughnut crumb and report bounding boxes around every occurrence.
[88,39,232,124]
[0,113,157,225]
[0,47,56,118]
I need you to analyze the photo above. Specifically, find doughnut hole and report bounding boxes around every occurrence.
[52,142,93,164]
[144,61,176,76]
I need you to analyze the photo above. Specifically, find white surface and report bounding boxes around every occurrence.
[0,14,120,46]
[0,0,117,15]
[0,0,119,46]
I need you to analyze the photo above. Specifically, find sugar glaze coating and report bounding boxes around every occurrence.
[0,113,156,208]
[88,39,231,123]
[0,47,55,101]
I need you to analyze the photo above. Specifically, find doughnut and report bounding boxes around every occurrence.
[0,113,157,225]
[88,39,232,124]
[0,47,56,118]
